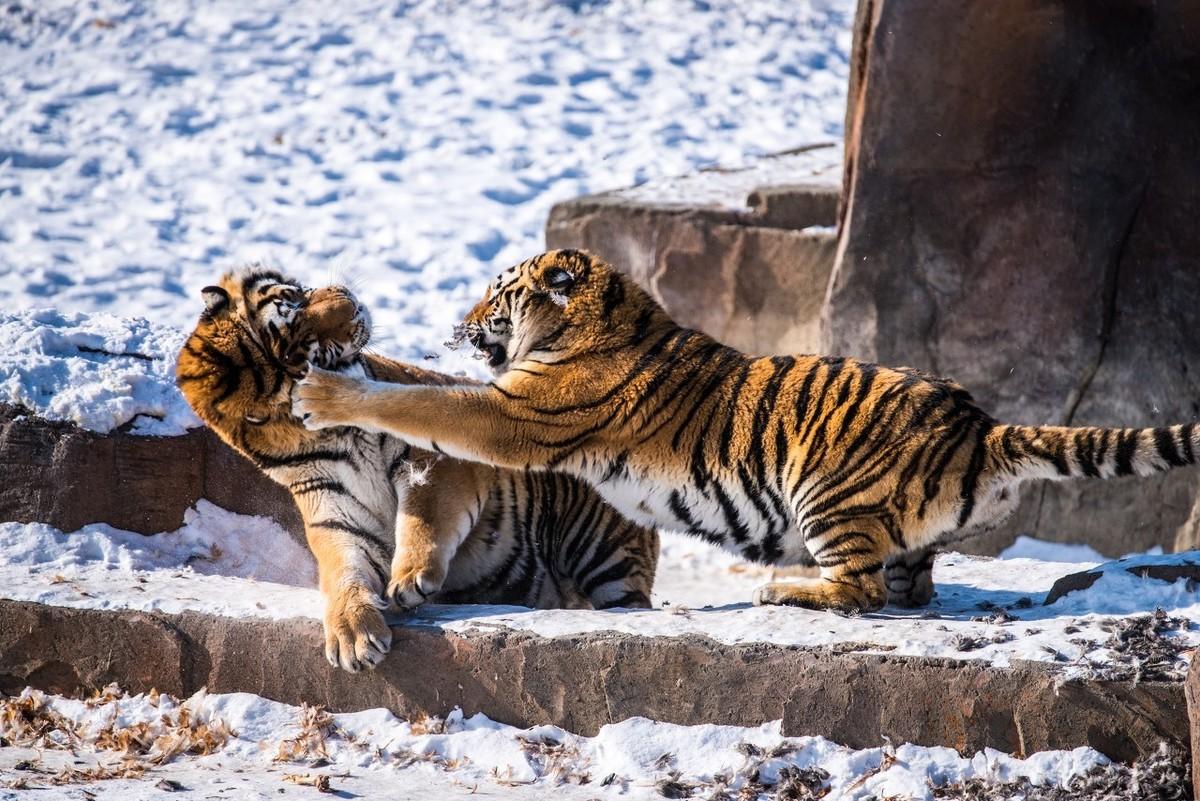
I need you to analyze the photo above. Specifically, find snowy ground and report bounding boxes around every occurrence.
[1,0,851,371]
[0,308,196,434]
[0,685,1123,801]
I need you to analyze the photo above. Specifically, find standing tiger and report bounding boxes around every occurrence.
[294,249,1200,614]
[176,266,657,672]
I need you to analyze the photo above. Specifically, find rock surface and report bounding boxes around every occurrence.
[1189,651,1200,800]
[546,152,840,357]
[0,404,301,540]
[828,0,1200,556]
[0,598,1186,764]
[1043,557,1200,606]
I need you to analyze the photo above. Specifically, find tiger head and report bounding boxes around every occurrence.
[177,266,371,428]
[458,249,660,375]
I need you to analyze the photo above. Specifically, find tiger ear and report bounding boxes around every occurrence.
[201,285,230,316]
[542,267,575,293]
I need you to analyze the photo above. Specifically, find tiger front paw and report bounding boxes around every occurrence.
[387,556,447,610]
[322,584,392,673]
[293,365,368,430]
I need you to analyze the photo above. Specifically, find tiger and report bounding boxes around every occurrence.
[292,248,1200,614]
[175,265,658,672]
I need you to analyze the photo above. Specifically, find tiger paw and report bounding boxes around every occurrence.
[293,366,367,430]
[752,578,886,614]
[886,576,934,608]
[387,558,446,610]
[322,584,392,673]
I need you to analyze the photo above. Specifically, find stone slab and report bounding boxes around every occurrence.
[0,598,1186,764]
[546,170,839,357]
[0,404,301,541]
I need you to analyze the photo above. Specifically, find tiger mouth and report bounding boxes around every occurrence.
[461,326,507,369]
[482,342,507,369]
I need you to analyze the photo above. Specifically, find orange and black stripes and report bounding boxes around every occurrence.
[299,248,1200,614]
[179,267,659,672]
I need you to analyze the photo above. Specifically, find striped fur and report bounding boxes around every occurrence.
[294,249,1200,613]
[177,266,657,671]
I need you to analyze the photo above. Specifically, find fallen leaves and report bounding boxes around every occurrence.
[275,703,348,763]
[0,684,230,788]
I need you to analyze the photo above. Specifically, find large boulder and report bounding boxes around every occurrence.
[0,403,301,540]
[827,0,1200,555]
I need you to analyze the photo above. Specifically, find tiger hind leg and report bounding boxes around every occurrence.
[388,461,488,610]
[883,546,936,608]
[571,526,659,610]
[752,520,889,613]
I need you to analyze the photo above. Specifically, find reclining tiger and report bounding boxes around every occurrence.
[176,266,657,672]
[293,248,1200,614]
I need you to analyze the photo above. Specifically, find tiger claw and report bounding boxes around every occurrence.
[323,584,393,672]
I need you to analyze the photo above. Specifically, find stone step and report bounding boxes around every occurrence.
[545,148,841,358]
[0,595,1187,765]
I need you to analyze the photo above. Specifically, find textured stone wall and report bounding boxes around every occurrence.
[827,0,1200,554]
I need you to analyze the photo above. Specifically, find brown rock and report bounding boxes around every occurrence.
[745,183,838,230]
[1188,651,1200,800]
[0,403,301,541]
[1043,557,1200,606]
[546,157,839,357]
[0,598,1185,763]
[826,0,1200,556]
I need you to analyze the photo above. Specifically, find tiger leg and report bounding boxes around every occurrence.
[294,368,573,470]
[752,520,889,613]
[306,521,392,672]
[389,460,489,609]
[570,523,659,610]
[884,546,936,608]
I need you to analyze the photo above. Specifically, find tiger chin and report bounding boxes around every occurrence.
[295,248,1200,615]
[176,265,658,672]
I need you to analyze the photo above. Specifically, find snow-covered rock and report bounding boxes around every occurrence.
[0,308,197,435]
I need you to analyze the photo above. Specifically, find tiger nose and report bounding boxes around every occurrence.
[308,286,352,304]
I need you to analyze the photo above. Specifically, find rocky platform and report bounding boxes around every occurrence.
[2,547,1197,766]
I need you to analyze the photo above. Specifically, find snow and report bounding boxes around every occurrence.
[1000,534,1164,563]
[0,685,1112,801]
[0,499,316,587]
[0,0,853,371]
[0,508,1195,678]
[0,502,321,620]
[612,145,840,209]
[0,308,199,435]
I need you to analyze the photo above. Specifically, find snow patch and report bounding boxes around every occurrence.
[0,499,315,587]
[1000,534,1162,564]
[0,686,1113,801]
[0,308,198,435]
